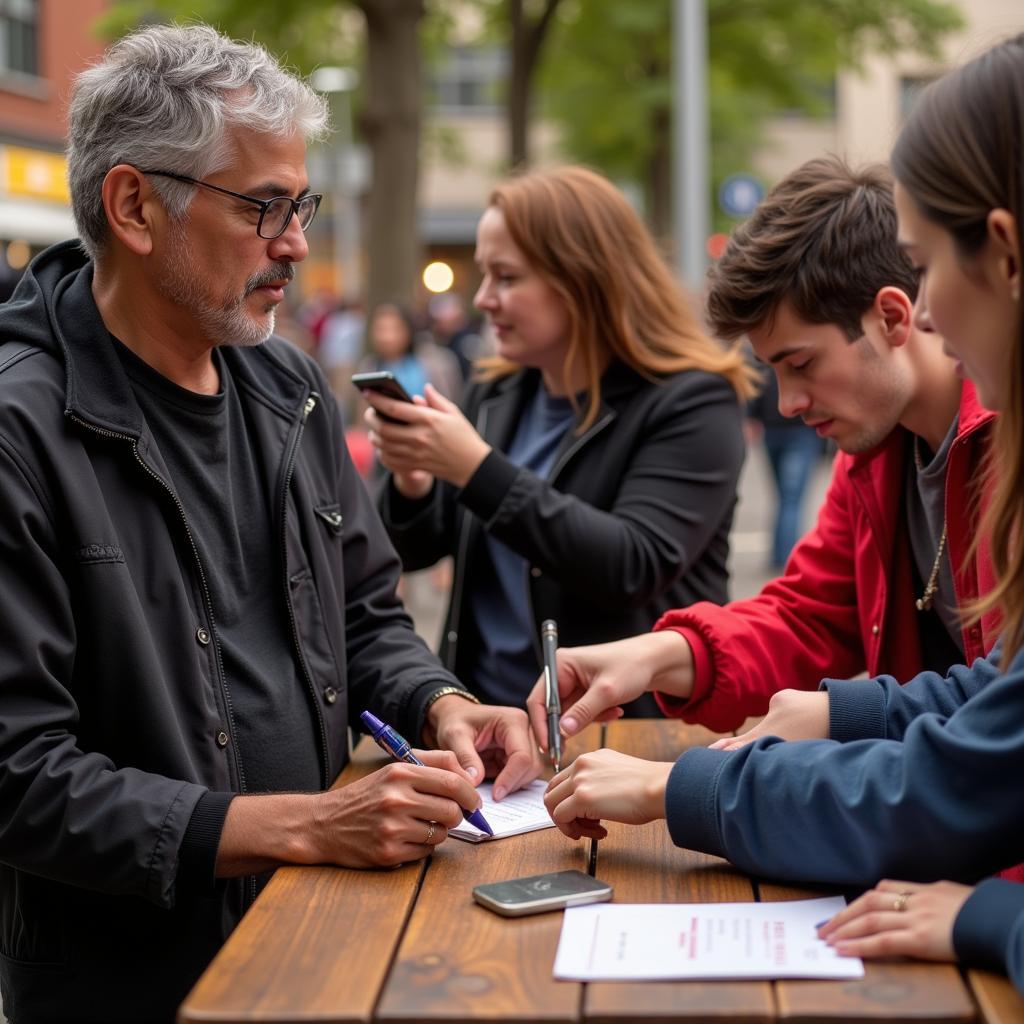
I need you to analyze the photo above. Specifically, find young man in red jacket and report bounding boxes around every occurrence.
[526,155,999,737]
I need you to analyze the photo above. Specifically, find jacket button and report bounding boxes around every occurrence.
[447,630,458,643]
[324,687,338,705]
[216,730,229,748]
[530,567,542,578]
[871,624,879,636]
[196,626,211,646]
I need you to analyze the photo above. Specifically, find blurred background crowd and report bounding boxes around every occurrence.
[1,0,1021,646]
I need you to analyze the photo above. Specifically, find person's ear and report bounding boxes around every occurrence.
[870,285,915,349]
[100,165,159,257]
[987,208,1020,302]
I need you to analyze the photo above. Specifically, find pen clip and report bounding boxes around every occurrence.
[544,664,557,712]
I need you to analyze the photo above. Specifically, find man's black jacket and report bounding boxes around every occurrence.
[0,242,459,1022]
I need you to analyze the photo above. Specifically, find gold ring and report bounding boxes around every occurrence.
[425,821,436,844]
[893,890,911,913]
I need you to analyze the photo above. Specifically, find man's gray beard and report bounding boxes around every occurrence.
[159,224,276,347]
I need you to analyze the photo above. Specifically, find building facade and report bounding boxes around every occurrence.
[0,0,107,289]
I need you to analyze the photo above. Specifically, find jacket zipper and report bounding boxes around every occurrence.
[280,394,330,786]
[442,398,496,671]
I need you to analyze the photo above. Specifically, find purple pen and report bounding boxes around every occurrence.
[360,709,494,836]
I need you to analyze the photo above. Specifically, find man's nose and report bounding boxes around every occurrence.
[777,380,810,419]
[268,210,309,263]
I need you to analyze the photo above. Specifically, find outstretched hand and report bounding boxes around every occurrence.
[526,632,693,749]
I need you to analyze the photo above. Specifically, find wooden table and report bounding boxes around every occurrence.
[179,720,1023,1024]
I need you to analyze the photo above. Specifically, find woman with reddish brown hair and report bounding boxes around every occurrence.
[365,165,754,716]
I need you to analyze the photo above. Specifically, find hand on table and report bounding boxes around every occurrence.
[544,749,672,841]
[818,879,973,962]
[709,688,830,751]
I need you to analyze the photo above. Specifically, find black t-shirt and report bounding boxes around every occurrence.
[113,337,322,794]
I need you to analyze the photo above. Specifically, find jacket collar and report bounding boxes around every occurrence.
[477,359,643,434]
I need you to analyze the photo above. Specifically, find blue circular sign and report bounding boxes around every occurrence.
[719,174,764,218]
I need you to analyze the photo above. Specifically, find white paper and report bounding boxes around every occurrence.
[554,896,863,981]
[449,780,555,842]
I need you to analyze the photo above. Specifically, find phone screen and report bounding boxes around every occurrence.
[351,372,414,404]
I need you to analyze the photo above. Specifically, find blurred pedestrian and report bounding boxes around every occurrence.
[319,297,365,409]
[747,364,823,568]
[428,291,488,381]
[357,300,461,402]
[365,165,754,712]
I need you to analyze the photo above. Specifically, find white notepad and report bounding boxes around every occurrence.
[554,896,864,981]
[449,780,555,842]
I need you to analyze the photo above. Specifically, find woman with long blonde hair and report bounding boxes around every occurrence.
[365,165,753,714]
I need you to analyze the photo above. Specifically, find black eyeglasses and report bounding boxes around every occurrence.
[139,170,322,240]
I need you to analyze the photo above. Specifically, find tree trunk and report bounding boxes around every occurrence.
[355,0,425,313]
[507,0,564,170]
[508,0,530,170]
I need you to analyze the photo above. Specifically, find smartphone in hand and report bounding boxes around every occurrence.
[351,371,414,423]
[473,870,612,917]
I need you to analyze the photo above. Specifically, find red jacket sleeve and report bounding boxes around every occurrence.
[653,453,869,732]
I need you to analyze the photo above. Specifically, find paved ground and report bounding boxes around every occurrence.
[403,441,835,648]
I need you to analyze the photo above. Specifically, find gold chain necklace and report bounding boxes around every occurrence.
[913,436,948,612]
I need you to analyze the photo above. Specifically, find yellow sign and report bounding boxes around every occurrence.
[2,146,69,203]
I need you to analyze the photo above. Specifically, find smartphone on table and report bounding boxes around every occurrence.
[472,869,612,917]
[351,371,414,423]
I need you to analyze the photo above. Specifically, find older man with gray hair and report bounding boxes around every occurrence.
[0,23,538,1023]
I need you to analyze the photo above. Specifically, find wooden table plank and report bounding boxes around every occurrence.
[581,720,774,1023]
[966,969,1024,1024]
[179,739,427,1023]
[376,728,603,1023]
[760,882,976,1023]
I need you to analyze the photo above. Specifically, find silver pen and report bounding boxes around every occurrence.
[541,619,562,773]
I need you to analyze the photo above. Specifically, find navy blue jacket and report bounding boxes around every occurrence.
[666,645,1024,993]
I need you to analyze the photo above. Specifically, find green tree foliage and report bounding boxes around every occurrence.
[101,0,361,71]
[538,0,962,236]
